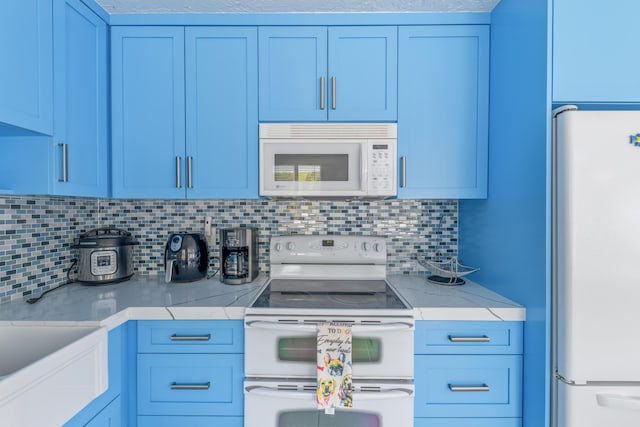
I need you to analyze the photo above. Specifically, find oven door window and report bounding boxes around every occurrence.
[279,410,380,427]
[278,336,381,363]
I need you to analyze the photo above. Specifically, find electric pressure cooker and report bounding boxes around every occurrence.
[73,227,138,284]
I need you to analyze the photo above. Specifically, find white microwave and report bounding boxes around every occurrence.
[259,123,397,198]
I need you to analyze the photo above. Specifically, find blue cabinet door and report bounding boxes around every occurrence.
[111,26,186,199]
[0,0,53,134]
[52,0,109,197]
[137,353,244,416]
[259,26,397,122]
[185,27,258,199]
[553,0,640,103]
[414,355,523,418]
[258,27,328,122]
[328,26,397,122]
[398,26,489,199]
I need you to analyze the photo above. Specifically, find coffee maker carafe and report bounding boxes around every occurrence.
[220,227,258,284]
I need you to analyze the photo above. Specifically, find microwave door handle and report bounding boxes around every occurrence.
[245,320,413,332]
[245,386,413,400]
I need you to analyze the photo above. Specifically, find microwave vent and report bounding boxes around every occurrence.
[259,123,397,139]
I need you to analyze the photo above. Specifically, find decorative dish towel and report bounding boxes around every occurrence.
[316,321,353,414]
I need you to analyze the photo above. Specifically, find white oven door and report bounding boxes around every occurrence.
[244,379,414,427]
[260,140,365,197]
[244,317,414,379]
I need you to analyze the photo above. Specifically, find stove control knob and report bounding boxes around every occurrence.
[361,242,371,251]
[286,242,296,251]
[274,243,282,252]
[373,243,383,252]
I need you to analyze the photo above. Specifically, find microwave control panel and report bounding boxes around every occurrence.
[368,142,396,194]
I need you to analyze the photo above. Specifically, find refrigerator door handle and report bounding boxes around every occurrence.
[596,393,640,412]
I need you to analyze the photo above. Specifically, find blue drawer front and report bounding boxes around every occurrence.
[137,353,244,416]
[415,418,522,427]
[137,320,243,353]
[415,355,522,418]
[415,321,523,355]
[138,416,243,427]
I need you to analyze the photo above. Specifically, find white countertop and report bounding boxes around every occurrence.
[389,275,525,321]
[0,273,525,328]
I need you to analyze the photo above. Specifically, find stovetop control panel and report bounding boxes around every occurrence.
[270,235,386,265]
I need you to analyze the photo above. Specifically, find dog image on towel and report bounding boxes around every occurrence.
[317,322,353,414]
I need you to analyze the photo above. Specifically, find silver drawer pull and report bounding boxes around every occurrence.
[170,334,211,341]
[448,384,490,392]
[170,382,210,390]
[448,335,490,343]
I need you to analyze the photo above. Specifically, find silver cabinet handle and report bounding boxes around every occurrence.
[59,143,68,182]
[187,156,193,188]
[400,156,406,188]
[175,156,182,188]
[170,334,211,341]
[331,76,337,110]
[320,76,325,110]
[448,335,491,343]
[449,384,490,392]
[170,382,210,390]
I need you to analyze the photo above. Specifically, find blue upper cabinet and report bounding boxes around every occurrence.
[398,25,489,199]
[258,27,327,122]
[185,27,258,199]
[112,26,258,199]
[259,26,397,122]
[0,0,53,134]
[553,0,640,103]
[328,27,397,121]
[52,0,109,197]
[111,26,187,199]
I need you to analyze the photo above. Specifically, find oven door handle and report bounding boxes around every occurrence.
[245,385,413,400]
[245,320,413,332]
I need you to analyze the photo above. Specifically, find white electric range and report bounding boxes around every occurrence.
[244,235,414,427]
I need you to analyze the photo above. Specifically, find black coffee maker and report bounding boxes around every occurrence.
[164,233,209,282]
[220,227,258,284]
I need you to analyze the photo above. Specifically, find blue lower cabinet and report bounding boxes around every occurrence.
[137,353,244,416]
[138,416,243,427]
[137,320,243,353]
[414,418,522,427]
[414,355,522,418]
[84,396,121,427]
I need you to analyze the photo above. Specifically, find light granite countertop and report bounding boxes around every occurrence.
[0,273,525,329]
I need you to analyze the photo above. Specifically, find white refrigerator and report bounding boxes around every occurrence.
[554,107,640,426]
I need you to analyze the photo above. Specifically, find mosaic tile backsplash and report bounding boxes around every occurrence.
[0,196,457,303]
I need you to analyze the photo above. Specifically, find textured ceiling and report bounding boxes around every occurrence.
[95,0,501,14]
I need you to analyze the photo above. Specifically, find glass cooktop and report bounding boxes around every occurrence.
[250,280,409,310]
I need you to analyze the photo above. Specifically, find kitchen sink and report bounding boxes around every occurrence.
[0,324,108,427]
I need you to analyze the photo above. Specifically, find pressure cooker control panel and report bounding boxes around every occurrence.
[90,250,118,276]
